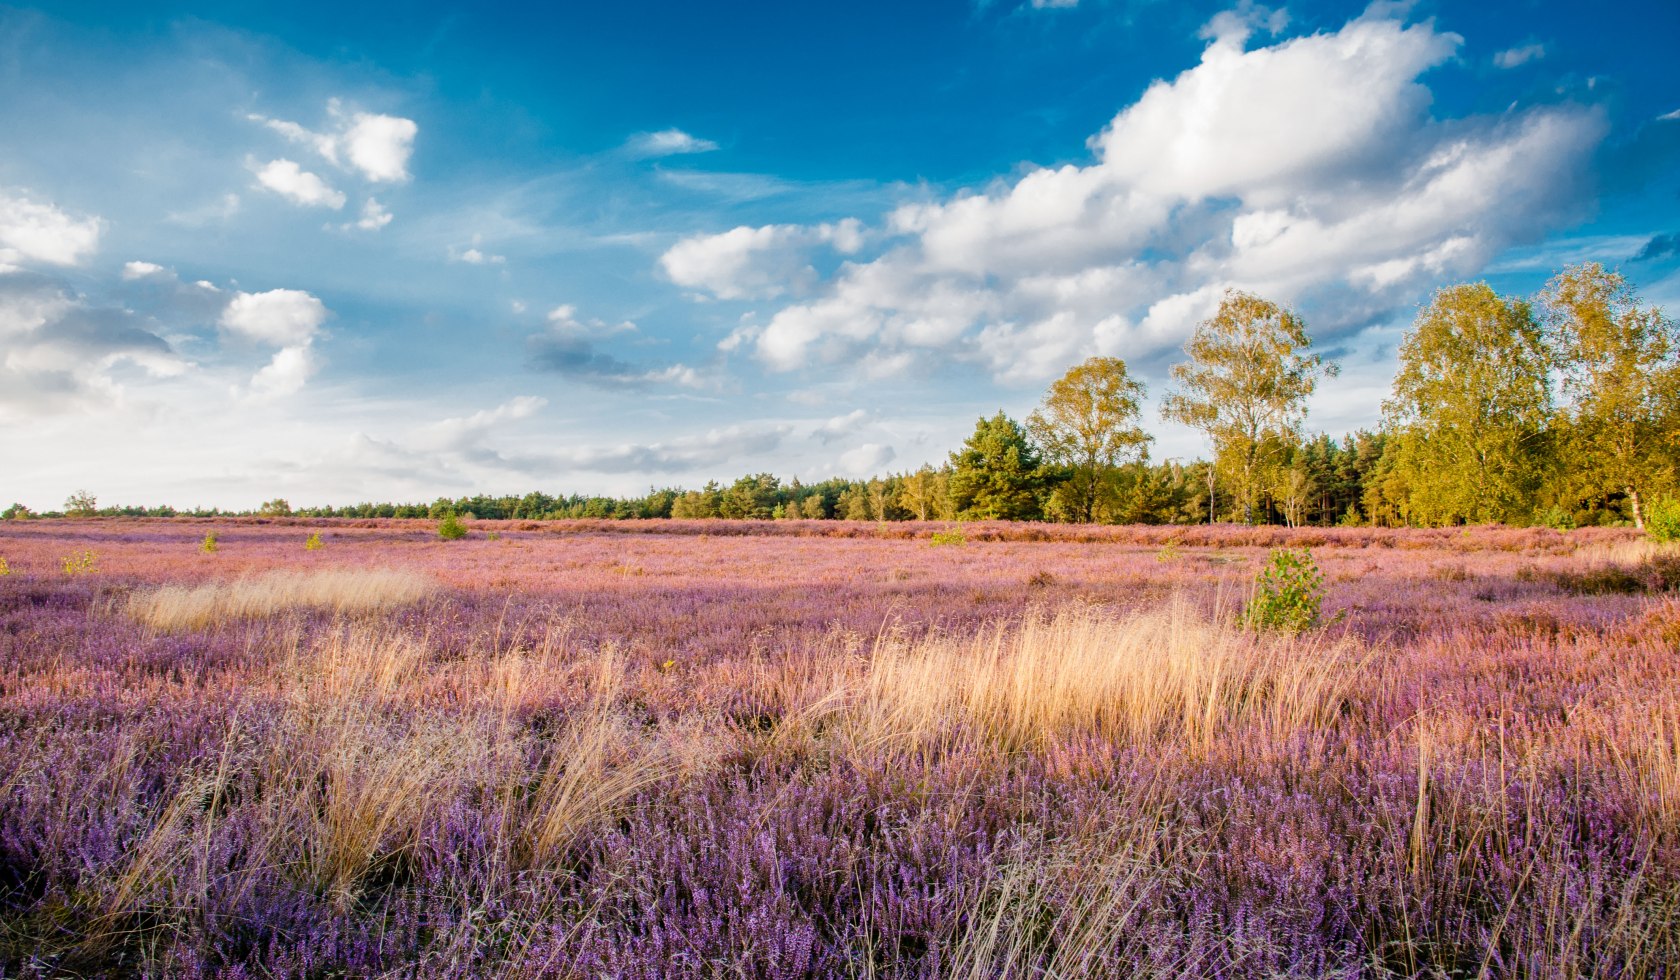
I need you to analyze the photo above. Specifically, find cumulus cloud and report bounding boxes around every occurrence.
[252,159,347,209]
[626,128,720,158]
[418,395,549,453]
[219,288,330,396]
[526,304,706,389]
[660,219,865,300]
[0,269,186,418]
[121,261,169,281]
[682,12,1605,383]
[250,100,418,183]
[220,289,329,346]
[449,245,505,265]
[0,190,101,267]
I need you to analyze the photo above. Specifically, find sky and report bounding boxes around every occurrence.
[1,0,1677,510]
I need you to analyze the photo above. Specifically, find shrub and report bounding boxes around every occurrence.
[437,513,469,541]
[1648,498,1680,544]
[1156,540,1182,563]
[0,556,9,576]
[305,532,324,551]
[61,549,98,575]
[1537,505,1576,531]
[930,521,967,547]
[1243,548,1324,633]
[200,533,219,554]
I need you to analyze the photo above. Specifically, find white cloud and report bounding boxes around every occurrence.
[343,197,393,231]
[420,395,548,451]
[814,408,869,444]
[250,101,418,183]
[248,344,318,398]
[680,12,1604,382]
[1493,43,1546,69]
[252,158,347,209]
[1658,108,1680,122]
[449,235,505,264]
[121,261,169,281]
[659,219,865,300]
[0,190,101,267]
[626,128,720,158]
[839,442,896,476]
[342,112,418,182]
[0,269,186,418]
[220,289,330,347]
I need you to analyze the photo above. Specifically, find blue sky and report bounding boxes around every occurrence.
[2,0,1677,509]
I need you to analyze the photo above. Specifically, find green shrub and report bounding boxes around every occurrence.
[1155,540,1182,563]
[1243,548,1324,634]
[304,532,324,551]
[200,532,219,553]
[437,513,469,541]
[1648,498,1680,544]
[0,556,9,576]
[1537,505,1575,531]
[930,529,966,546]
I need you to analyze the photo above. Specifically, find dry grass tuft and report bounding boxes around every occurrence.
[841,601,1361,755]
[129,568,435,631]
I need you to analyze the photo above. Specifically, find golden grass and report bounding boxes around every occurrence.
[831,601,1362,756]
[128,567,435,632]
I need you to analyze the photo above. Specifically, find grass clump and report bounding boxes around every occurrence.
[1242,548,1324,633]
[437,513,469,541]
[129,568,434,632]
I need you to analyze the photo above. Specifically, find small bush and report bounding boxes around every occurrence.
[1537,505,1576,531]
[1243,548,1324,634]
[0,556,9,576]
[61,549,98,576]
[437,513,469,541]
[200,533,219,554]
[930,525,967,546]
[1648,498,1680,544]
[1156,540,1182,563]
[305,532,324,551]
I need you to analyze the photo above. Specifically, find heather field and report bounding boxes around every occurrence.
[2,519,1679,979]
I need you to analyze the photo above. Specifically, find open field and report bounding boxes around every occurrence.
[2,518,1679,978]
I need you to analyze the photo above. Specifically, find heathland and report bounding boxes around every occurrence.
[2,517,1678,977]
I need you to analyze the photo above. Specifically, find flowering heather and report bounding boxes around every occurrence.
[0,518,1677,978]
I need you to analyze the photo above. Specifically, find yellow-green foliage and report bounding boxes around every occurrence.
[61,549,98,575]
[0,556,9,576]
[305,532,325,551]
[201,533,219,554]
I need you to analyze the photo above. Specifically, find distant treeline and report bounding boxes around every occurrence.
[9,263,1676,530]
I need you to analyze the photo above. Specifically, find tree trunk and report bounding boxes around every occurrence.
[1628,486,1644,530]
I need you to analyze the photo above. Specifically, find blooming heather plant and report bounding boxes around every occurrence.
[0,519,1677,977]
[1242,547,1324,633]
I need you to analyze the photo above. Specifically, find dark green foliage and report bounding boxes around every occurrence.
[949,412,1044,521]
[1243,548,1325,633]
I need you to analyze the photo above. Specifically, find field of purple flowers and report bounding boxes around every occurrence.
[1,518,1678,978]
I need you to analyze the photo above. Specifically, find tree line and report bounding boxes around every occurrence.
[9,263,1674,529]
